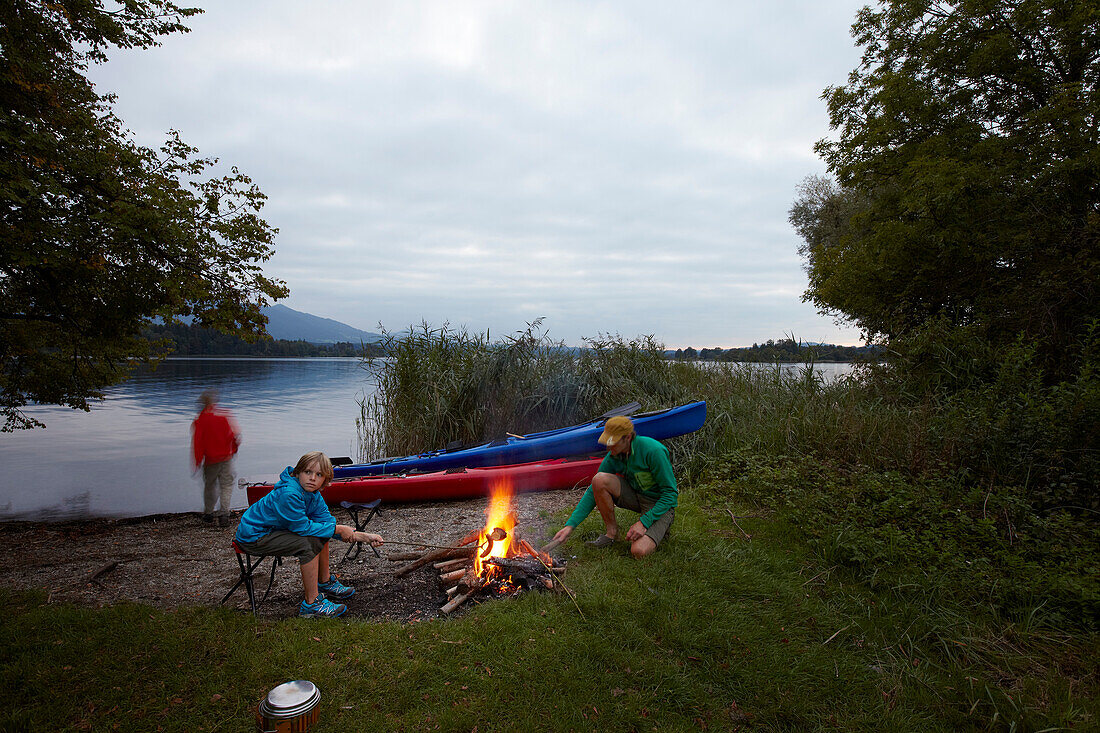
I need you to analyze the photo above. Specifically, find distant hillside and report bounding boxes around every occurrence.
[665,339,878,363]
[262,304,382,345]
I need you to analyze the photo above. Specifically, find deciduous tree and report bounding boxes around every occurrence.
[1,0,288,429]
[792,0,1099,378]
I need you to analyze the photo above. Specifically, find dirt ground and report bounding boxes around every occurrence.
[0,489,584,622]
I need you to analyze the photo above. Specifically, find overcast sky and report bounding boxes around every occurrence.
[90,0,869,348]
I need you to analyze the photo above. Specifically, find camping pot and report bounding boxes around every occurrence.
[255,680,321,733]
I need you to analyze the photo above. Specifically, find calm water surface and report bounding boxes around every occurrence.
[0,358,375,521]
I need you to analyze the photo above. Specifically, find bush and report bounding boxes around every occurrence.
[697,449,1100,629]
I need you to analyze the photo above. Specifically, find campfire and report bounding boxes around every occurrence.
[389,477,565,615]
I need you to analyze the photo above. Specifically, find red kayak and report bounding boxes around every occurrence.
[245,456,601,506]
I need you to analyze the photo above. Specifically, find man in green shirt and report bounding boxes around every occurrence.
[547,415,677,558]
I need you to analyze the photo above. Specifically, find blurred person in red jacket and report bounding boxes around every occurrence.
[191,390,241,527]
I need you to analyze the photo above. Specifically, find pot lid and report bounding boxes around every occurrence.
[260,680,320,718]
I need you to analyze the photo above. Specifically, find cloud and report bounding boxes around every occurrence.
[92,0,867,347]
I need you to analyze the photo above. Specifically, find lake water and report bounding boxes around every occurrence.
[0,358,856,522]
[0,358,375,522]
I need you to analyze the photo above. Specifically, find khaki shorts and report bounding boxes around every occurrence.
[609,474,675,546]
[237,530,328,565]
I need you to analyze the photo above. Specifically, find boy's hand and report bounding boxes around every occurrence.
[353,531,383,547]
[335,525,356,542]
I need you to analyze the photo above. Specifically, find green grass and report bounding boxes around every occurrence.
[3,494,1096,731]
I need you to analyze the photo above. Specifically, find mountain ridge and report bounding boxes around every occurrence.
[262,304,382,345]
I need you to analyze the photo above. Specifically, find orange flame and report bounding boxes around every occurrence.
[474,477,516,578]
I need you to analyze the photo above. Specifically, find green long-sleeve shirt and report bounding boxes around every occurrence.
[565,435,678,529]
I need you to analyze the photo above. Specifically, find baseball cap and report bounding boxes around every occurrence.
[598,416,634,446]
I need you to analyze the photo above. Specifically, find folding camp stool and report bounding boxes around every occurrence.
[221,540,285,617]
[338,499,382,563]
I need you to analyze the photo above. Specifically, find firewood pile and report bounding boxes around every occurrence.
[387,528,566,615]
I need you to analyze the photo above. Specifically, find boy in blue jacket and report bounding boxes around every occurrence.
[235,451,384,618]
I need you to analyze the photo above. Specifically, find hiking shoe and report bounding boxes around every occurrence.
[202,513,214,524]
[299,595,347,618]
[217,514,230,528]
[317,574,355,599]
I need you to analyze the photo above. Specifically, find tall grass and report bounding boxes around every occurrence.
[357,322,695,461]
[356,321,1049,479]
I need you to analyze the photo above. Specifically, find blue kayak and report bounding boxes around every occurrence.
[333,400,706,478]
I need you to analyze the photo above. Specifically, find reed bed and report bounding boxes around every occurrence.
[357,324,1046,480]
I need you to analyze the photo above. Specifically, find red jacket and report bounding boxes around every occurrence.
[192,407,241,467]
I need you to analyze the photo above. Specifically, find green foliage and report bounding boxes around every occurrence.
[698,449,1100,630]
[0,0,289,430]
[793,0,1100,380]
[847,318,1100,509]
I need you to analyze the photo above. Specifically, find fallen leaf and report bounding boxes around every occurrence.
[210,694,222,703]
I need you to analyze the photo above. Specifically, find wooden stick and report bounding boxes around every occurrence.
[441,591,473,614]
[394,530,480,578]
[88,561,119,582]
[433,557,470,571]
[386,552,423,562]
[445,585,459,597]
[725,508,752,541]
[439,568,466,583]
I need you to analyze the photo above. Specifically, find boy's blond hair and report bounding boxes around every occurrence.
[292,451,334,488]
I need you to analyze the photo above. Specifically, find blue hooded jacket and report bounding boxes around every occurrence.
[235,466,337,544]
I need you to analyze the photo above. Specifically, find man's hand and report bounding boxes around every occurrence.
[625,521,647,542]
[541,525,573,553]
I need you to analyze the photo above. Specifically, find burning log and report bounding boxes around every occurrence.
[433,480,569,615]
[485,556,549,576]
[393,531,480,578]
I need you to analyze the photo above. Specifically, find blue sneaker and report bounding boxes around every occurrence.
[317,574,355,600]
[299,595,347,618]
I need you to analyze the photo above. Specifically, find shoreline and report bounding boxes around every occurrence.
[0,489,581,621]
